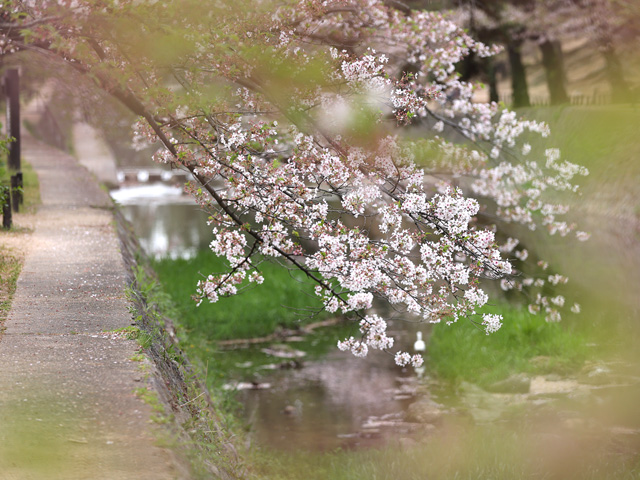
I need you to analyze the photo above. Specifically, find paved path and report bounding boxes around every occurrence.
[0,133,181,479]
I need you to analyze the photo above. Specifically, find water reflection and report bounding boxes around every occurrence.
[215,320,426,451]
[241,348,408,451]
[111,185,212,259]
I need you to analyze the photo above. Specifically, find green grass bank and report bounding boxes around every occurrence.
[152,250,328,341]
[0,161,40,329]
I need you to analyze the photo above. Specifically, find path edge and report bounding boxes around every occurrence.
[114,207,247,480]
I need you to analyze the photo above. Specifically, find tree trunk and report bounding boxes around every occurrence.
[458,52,480,82]
[484,57,499,103]
[507,43,530,108]
[2,187,12,229]
[540,40,569,105]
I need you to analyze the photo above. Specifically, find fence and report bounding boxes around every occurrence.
[498,93,612,107]
[34,102,68,152]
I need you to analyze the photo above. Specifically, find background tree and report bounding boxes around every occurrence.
[419,0,639,106]
[505,0,639,103]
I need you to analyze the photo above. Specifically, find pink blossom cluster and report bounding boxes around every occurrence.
[122,0,590,365]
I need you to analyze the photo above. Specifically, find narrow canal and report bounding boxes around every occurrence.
[111,182,432,451]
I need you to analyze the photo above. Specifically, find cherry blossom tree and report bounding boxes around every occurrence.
[0,0,589,366]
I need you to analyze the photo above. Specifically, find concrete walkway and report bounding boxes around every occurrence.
[0,133,181,479]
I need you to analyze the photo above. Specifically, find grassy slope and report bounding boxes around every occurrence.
[523,106,640,347]
[519,106,640,178]
[20,162,41,212]
[428,305,587,387]
[0,247,21,325]
[152,250,328,341]
[427,106,640,384]
[250,425,640,480]
[0,162,40,328]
